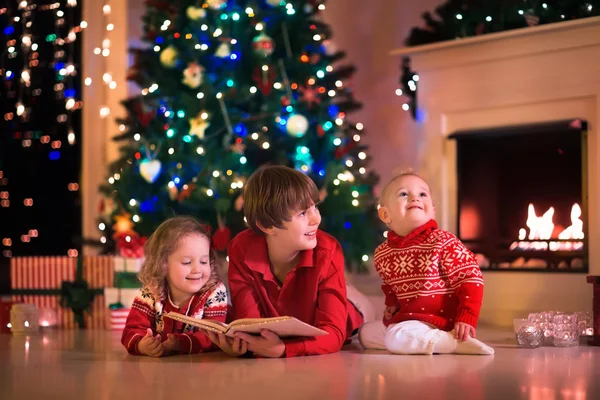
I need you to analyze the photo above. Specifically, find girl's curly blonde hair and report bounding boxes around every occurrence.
[138,216,220,302]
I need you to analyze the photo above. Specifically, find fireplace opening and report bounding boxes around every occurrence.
[449,119,588,272]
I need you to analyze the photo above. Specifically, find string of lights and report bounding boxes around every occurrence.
[1,0,85,258]
[398,1,600,121]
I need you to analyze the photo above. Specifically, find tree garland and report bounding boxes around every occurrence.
[399,0,600,120]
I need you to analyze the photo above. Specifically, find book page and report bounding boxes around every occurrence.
[228,316,292,328]
[163,312,228,334]
[227,316,328,338]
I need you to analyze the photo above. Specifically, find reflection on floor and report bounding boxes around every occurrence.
[0,329,598,400]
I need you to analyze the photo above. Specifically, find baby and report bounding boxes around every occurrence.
[359,172,494,355]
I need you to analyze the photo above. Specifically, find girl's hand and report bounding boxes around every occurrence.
[234,329,285,358]
[137,328,164,357]
[454,322,476,342]
[205,330,248,357]
[384,305,399,320]
[161,333,180,355]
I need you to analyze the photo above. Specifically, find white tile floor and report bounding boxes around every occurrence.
[1,328,599,400]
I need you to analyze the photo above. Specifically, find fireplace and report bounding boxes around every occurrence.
[449,120,588,272]
[391,17,600,326]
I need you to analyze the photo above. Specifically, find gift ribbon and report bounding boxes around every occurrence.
[59,257,98,329]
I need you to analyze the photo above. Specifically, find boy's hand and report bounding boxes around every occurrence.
[454,322,476,342]
[161,333,180,355]
[234,329,285,358]
[137,328,164,357]
[204,330,248,357]
[384,305,399,320]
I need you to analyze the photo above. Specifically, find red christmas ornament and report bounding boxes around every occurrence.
[334,140,357,159]
[298,85,321,108]
[252,66,277,95]
[177,183,196,203]
[252,33,275,58]
[145,30,157,40]
[317,125,325,137]
[134,101,155,128]
[212,226,231,252]
[230,142,246,155]
[475,23,486,35]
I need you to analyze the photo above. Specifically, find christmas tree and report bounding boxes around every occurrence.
[99,0,381,270]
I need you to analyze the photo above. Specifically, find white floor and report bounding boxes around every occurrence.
[1,328,598,400]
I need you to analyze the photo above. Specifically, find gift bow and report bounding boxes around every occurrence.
[116,235,147,258]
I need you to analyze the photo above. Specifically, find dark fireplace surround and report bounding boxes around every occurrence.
[449,119,588,273]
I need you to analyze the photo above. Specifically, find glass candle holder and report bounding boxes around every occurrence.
[10,304,40,335]
[576,311,594,336]
[513,318,528,336]
[517,324,544,348]
[552,314,579,347]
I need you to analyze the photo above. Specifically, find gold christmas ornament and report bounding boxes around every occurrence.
[159,45,178,68]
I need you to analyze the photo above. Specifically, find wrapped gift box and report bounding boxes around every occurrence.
[104,288,139,309]
[113,257,143,289]
[104,288,139,331]
[10,256,114,329]
[109,308,131,331]
[113,257,144,273]
[114,271,141,289]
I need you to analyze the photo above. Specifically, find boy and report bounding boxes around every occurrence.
[359,172,494,355]
[208,165,364,358]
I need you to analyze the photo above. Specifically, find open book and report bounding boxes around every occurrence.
[163,312,328,338]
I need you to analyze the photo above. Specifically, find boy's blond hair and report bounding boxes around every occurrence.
[243,165,320,235]
[138,216,220,301]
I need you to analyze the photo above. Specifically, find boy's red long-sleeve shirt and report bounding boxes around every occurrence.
[228,229,363,358]
[121,282,228,355]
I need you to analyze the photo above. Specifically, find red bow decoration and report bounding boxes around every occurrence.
[116,235,147,258]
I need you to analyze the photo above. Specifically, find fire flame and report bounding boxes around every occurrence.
[558,204,584,240]
[521,203,583,240]
[512,203,584,252]
[526,204,555,240]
